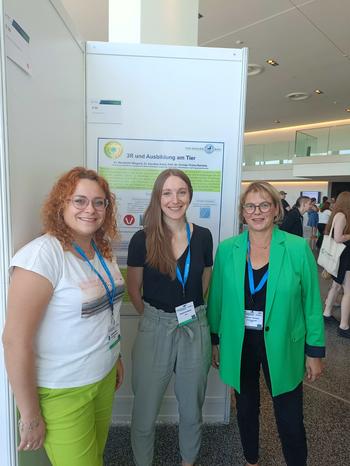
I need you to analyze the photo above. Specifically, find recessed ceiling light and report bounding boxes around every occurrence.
[273,120,281,124]
[314,89,323,94]
[247,64,264,76]
[286,92,310,101]
[266,59,279,66]
[346,108,350,112]
[236,40,244,45]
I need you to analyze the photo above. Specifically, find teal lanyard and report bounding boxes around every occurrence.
[73,240,116,312]
[176,222,191,295]
[247,240,269,296]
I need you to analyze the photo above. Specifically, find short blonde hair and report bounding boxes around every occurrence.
[240,181,284,224]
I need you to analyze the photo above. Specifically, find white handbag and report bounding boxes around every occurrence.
[317,218,346,277]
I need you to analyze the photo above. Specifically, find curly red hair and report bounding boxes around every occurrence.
[42,167,118,260]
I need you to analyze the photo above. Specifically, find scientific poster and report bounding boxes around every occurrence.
[97,137,224,267]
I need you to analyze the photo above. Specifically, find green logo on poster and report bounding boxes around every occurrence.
[104,141,123,159]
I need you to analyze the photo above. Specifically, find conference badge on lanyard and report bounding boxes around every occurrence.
[175,223,197,325]
[108,314,121,349]
[175,301,197,326]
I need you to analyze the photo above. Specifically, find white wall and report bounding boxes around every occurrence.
[1,1,85,465]
[141,0,199,45]
[5,0,85,251]
[60,0,108,40]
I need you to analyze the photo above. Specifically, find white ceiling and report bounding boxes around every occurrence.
[198,0,350,131]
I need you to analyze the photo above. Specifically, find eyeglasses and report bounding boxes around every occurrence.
[243,202,272,214]
[68,195,109,211]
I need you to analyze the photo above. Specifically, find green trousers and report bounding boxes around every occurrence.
[38,366,116,466]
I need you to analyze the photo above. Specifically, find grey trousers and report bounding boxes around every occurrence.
[131,303,211,466]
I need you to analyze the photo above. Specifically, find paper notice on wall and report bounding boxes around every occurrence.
[87,99,123,124]
[5,13,31,75]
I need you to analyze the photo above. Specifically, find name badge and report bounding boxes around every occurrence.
[108,315,121,350]
[175,301,197,326]
[245,310,263,330]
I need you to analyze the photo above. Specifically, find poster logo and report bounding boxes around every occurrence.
[204,144,215,154]
[104,141,123,159]
[123,214,135,226]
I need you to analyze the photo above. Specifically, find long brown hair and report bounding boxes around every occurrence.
[144,169,193,279]
[325,191,350,235]
[42,167,118,260]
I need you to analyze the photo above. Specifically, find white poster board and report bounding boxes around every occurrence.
[86,42,247,423]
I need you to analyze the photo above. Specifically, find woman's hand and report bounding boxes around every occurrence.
[115,356,124,390]
[305,356,323,382]
[18,414,46,451]
[212,345,220,369]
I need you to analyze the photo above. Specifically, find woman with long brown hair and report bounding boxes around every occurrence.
[2,167,124,465]
[127,169,213,466]
[323,191,350,338]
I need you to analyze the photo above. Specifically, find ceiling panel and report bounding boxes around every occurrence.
[300,0,350,55]
[198,0,299,44]
[198,0,350,130]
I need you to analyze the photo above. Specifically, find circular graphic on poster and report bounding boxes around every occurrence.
[104,141,123,159]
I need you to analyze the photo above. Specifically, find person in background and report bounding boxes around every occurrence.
[127,169,213,466]
[279,196,311,237]
[208,181,325,466]
[323,191,350,338]
[279,190,290,215]
[2,167,124,466]
[319,195,329,210]
[307,198,319,239]
[316,201,331,249]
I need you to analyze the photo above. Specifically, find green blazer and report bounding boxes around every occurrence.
[207,226,325,396]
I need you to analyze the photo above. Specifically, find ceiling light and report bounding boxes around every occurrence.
[236,40,244,45]
[266,59,279,66]
[286,92,310,101]
[247,64,264,76]
[273,120,281,124]
[314,89,323,94]
[346,108,350,112]
[245,118,350,136]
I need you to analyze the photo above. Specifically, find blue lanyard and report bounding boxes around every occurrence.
[73,240,116,312]
[247,240,269,296]
[176,222,191,295]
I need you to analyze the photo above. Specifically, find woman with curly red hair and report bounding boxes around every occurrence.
[2,167,124,466]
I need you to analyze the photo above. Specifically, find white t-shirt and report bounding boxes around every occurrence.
[11,234,124,389]
[318,209,331,224]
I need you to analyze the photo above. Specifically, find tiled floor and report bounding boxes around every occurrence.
[104,250,350,466]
